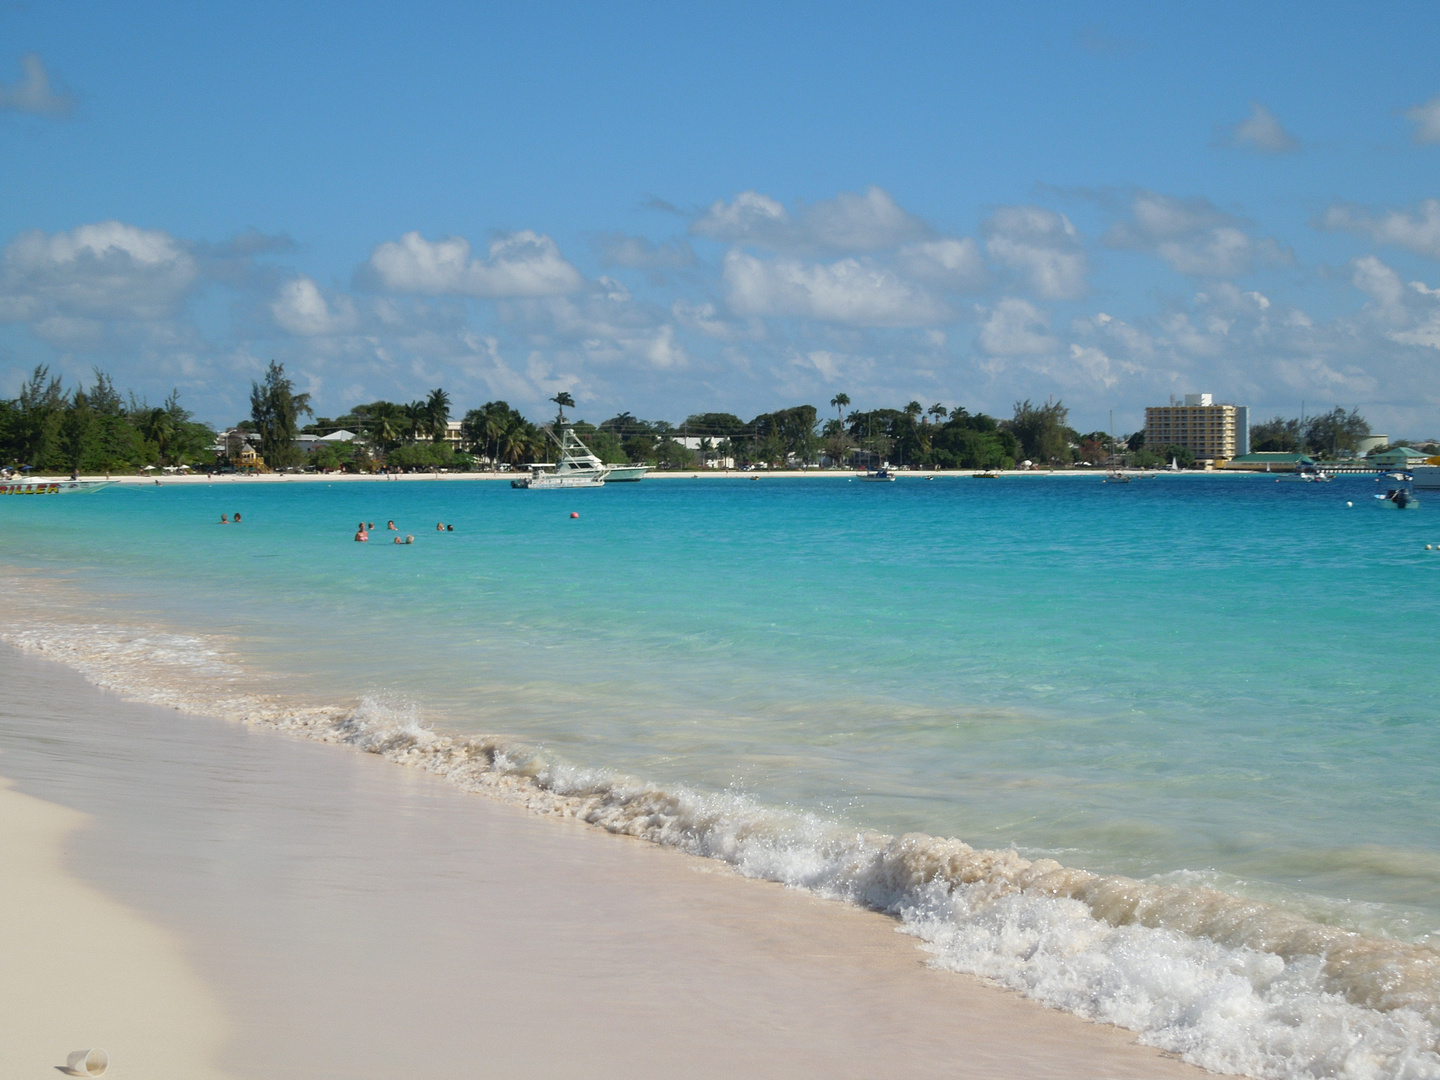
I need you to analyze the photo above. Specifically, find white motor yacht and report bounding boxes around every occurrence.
[511,427,610,489]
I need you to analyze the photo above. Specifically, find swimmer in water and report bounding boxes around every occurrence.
[404,534,414,544]
[355,521,368,542]
[446,524,454,532]
[220,514,230,524]
[393,536,404,544]
[387,520,398,530]
[436,522,445,531]
[234,512,242,523]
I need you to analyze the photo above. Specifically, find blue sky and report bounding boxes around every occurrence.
[3,1,1440,436]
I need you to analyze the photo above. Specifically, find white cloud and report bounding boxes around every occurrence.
[897,237,988,291]
[984,207,1088,300]
[1318,199,1440,260]
[1404,95,1440,145]
[978,298,1059,356]
[1350,255,1440,350]
[693,186,927,253]
[363,230,585,297]
[0,221,198,325]
[271,277,358,336]
[1226,103,1298,154]
[1106,191,1289,278]
[722,250,948,326]
[593,233,695,270]
[0,54,73,117]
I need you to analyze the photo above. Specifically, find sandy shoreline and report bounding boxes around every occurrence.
[32,466,1253,484]
[0,645,1212,1079]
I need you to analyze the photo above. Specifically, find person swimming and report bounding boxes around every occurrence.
[234,512,242,523]
[387,520,398,530]
[436,522,445,531]
[446,524,454,532]
[355,521,368,542]
[220,514,230,524]
[404,534,414,544]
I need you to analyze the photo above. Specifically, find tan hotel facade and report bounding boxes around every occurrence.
[1144,395,1249,462]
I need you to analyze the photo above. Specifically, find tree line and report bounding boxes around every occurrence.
[2,360,1386,473]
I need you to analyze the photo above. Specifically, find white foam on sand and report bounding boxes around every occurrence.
[4,614,1439,1080]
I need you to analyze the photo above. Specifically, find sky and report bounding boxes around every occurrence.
[3,1,1440,436]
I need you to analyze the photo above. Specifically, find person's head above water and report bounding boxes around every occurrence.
[233,512,242,523]
[405,534,414,544]
[436,522,444,530]
[446,524,454,531]
[220,514,229,523]
[387,520,397,529]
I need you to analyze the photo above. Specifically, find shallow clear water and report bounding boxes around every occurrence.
[3,474,1436,939]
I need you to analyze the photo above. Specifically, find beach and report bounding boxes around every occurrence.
[1,476,1437,1080]
[0,644,1208,1079]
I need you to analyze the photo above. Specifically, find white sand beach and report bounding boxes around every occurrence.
[0,645,1214,1079]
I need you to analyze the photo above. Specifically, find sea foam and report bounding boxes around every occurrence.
[4,617,1440,1080]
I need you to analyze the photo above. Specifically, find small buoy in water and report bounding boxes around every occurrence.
[1347,501,1353,507]
[570,512,579,519]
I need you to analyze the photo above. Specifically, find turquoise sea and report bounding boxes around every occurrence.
[2,473,1438,1079]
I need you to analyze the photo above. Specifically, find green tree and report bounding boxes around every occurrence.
[424,387,451,442]
[249,361,312,470]
[1008,399,1070,463]
[551,391,575,427]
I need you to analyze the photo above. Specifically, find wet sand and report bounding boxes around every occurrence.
[0,645,1213,1079]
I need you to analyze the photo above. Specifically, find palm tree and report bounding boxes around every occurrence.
[551,391,575,427]
[928,402,948,426]
[425,388,451,442]
[830,393,850,430]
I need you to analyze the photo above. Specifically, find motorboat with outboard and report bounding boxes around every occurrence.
[1376,486,1420,509]
[859,467,897,482]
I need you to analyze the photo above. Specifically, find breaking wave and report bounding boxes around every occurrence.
[5,619,1440,1080]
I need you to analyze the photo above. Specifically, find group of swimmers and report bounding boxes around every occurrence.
[218,513,243,524]
[353,519,455,544]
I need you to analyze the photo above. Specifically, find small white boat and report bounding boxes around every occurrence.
[511,427,609,489]
[859,467,897,482]
[0,478,119,496]
[1376,487,1420,509]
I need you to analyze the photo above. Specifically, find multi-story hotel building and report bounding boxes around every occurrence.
[1144,394,1249,461]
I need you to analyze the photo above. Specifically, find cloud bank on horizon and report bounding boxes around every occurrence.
[2,5,1440,437]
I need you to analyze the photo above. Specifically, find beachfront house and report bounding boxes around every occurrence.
[1369,446,1430,468]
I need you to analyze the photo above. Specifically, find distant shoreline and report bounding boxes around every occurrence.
[40,467,1286,485]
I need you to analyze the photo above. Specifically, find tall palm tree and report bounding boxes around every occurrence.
[551,391,575,427]
[830,393,850,430]
[425,388,451,442]
[928,402,948,426]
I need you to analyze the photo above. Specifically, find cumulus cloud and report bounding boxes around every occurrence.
[984,207,1088,300]
[693,186,927,253]
[271,277,358,336]
[362,230,585,297]
[978,298,1059,356]
[0,53,74,117]
[0,221,198,326]
[1404,95,1440,144]
[896,237,988,291]
[722,250,947,326]
[1224,103,1298,154]
[1349,255,1440,350]
[1318,199,1440,260]
[1105,191,1289,277]
[593,233,696,271]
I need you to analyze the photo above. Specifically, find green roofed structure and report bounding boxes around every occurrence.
[1370,446,1430,467]
[1220,452,1315,472]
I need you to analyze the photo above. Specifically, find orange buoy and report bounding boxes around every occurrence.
[570,512,579,519]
